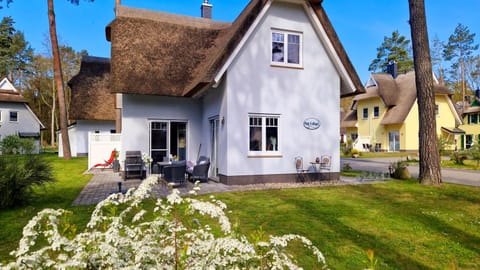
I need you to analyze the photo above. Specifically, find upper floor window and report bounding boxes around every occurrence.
[373,106,379,118]
[9,111,18,122]
[362,108,368,119]
[271,30,302,67]
[435,104,439,116]
[249,114,280,154]
[470,113,479,124]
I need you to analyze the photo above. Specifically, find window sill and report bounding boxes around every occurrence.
[270,63,304,70]
[248,153,283,158]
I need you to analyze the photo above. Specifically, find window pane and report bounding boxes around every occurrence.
[266,127,278,151]
[10,111,17,122]
[374,106,379,117]
[287,34,300,64]
[151,122,167,149]
[363,108,368,119]
[250,127,262,151]
[272,33,284,63]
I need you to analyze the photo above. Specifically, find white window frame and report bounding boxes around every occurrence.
[248,114,281,157]
[0,110,2,122]
[271,29,303,68]
[9,111,18,122]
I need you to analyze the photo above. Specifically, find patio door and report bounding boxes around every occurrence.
[210,118,219,179]
[388,131,400,152]
[150,121,187,164]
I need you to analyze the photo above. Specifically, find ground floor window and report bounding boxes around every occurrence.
[150,121,187,164]
[249,114,279,154]
[351,133,358,141]
[465,134,473,149]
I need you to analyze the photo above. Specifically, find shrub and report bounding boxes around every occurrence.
[0,178,327,269]
[467,144,480,168]
[450,151,467,165]
[351,148,360,157]
[0,155,55,209]
[437,135,452,156]
[0,135,36,154]
[389,160,410,179]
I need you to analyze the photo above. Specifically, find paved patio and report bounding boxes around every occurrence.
[73,169,368,206]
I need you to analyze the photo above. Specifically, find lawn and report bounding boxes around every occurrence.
[1,155,479,269]
[213,181,480,269]
[0,153,94,262]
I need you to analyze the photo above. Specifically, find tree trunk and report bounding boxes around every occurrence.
[408,0,442,185]
[50,79,56,146]
[48,0,71,159]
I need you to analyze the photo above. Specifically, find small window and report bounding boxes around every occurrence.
[435,104,439,116]
[470,113,479,124]
[9,111,18,122]
[351,133,358,140]
[249,114,280,154]
[271,30,302,67]
[362,108,368,119]
[373,106,379,118]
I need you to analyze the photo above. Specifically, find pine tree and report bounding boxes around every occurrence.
[369,30,414,74]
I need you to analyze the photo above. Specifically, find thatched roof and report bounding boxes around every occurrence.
[0,90,27,103]
[68,56,115,121]
[344,71,453,125]
[341,109,357,128]
[0,77,27,103]
[106,0,364,98]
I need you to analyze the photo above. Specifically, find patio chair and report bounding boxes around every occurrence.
[163,160,187,187]
[319,155,331,180]
[93,149,117,170]
[295,156,308,183]
[187,160,210,183]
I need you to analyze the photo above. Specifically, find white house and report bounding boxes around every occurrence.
[106,0,364,184]
[58,56,117,157]
[0,77,45,152]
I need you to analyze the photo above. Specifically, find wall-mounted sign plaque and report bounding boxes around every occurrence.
[303,118,320,130]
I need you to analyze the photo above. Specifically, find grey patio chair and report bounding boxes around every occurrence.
[163,160,187,187]
[187,157,210,183]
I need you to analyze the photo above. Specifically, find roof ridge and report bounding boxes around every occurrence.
[115,5,231,29]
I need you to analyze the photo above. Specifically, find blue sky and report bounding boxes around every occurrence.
[1,0,479,83]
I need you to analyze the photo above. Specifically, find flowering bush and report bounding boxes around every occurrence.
[142,153,152,165]
[0,176,328,269]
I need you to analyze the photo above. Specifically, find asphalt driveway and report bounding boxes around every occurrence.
[341,157,480,186]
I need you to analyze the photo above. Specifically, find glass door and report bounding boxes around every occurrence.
[150,121,187,164]
[388,131,400,152]
[210,118,219,179]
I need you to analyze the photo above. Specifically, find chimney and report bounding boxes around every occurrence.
[201,0,212,19]
[386,61,398,78]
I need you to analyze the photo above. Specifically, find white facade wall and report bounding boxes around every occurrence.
[58,120,115,157]
[121,95,202,164]
[222,2,341,176]
[0,102,42,151]
[0,103,42,138]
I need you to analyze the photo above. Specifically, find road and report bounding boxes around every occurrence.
[341,157,480,186]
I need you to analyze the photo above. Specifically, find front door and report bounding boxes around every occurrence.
[150,121,187,164]
[209,118,219,179]
[388,131,400,152]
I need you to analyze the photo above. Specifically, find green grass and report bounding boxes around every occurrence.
[1,155,479,269]
[213,181,480,269]
[341,152,418,159]
[441,159,480,170]
[0,154,94,261]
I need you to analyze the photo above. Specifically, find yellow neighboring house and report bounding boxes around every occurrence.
[342,71,462,152]
[457,90,480,150]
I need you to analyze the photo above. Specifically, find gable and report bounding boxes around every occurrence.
[0,77,27,103]
[107,0,365,98]
[0,77,17,92]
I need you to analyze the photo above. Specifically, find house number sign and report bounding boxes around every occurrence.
[303,118,321,130]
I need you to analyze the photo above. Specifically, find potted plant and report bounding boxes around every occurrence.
[112,149,120,172]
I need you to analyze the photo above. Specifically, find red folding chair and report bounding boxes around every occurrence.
[93,149,117,169]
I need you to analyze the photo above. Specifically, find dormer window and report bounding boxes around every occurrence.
[9,111,18,122]
[271,30,302,67]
